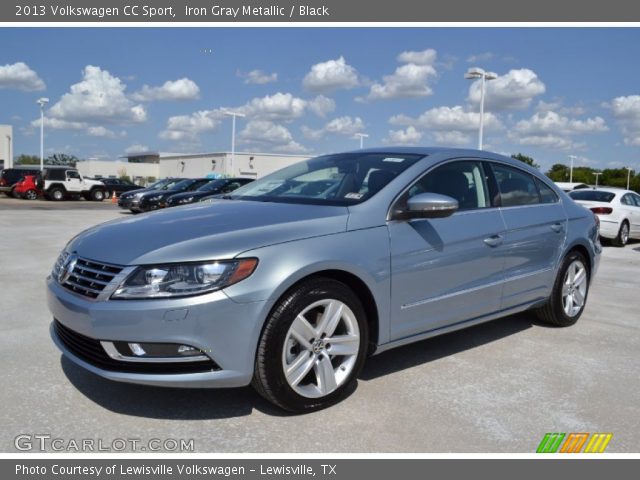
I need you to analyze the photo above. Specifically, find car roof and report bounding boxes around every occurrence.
[581,187,635,195]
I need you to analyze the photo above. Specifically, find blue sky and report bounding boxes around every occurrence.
[1,27,640,171]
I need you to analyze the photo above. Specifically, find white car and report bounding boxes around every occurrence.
[569,187,640,246]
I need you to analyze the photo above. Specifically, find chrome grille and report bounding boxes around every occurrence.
[55,254,124,299]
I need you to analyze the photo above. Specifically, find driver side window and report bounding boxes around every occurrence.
[408,161,490,211]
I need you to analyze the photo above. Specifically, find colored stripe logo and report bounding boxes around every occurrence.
[537,433,612,453]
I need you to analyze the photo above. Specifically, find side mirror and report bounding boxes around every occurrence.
[405,193,459,219]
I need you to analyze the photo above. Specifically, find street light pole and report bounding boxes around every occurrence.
[593,172,602,187]
[36,98,49,171]
[223,111,246,177]
[5,135,11,169]
[355,133,369,149]
[465,68,497,150]
[568,155,577,183]
[626,167,633,190]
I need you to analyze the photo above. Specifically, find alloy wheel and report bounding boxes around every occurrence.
[562,260,588,317]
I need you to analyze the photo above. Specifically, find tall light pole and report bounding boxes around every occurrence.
[626,167,633,190]
[568,155,578,183]
[355,133,368,149]
[223,110,245,177]
[465,67,497,150]
[5,135,11,169]
[593,171,602,187]
[37,97,49,171]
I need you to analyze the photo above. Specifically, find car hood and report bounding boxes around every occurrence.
[67,200,350,265]
[138,189,179,200]
[168,191,212,202]
[120,187,154,198]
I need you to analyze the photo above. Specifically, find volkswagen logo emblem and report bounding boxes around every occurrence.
[58,255,78,284]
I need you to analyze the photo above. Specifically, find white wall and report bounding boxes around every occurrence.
[0,125,13,169]
[76,160,158,183]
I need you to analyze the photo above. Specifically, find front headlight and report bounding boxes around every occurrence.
[111,258,258,299]
[147,194,163,202]
[178,196,194,204]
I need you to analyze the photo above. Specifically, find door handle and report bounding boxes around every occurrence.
[483,235,503,247]
[551,223,564,233]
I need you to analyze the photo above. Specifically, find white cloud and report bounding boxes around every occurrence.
[239,92,307,121]
[303,56,359,93]
[301,116,365,140]
[159,110,224,141]
[468,68,545,110]
[31,117,86,131]
[239,119,308,153]
[239,69,278,85]
[397,49,437,65]
[307,95,336,117]
[131,78,200,102]
[432,131,472,146]
[124,144,149,154]
[535,100,586,116]
[383,126,423,145]
[361,63,437,101]
[510,110,607,150]
[467,52,494,63]
[0,62,46,91]
[607,95,640,146]
[87,126,119,138]
[390,105,503,132]
[48,65,146,125]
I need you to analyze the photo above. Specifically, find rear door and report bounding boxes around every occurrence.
[624,193,640,237]
[388,160,506,340]
[488,162,567,309]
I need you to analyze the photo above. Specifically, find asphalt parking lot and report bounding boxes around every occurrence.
[1,199,639,453]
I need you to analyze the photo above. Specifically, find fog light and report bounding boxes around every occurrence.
[128,343,146,356]
[177,345,199,356]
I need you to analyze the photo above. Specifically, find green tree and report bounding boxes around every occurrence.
[511,153,540,169]
[545,163,570,181]
[45,153,80,167]
[15,154,41,165]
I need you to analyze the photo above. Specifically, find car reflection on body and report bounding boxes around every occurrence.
[48,148,601,412]
[164,178,254,207]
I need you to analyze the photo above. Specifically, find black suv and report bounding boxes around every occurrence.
[0,167,41,197]
[96,178,143,198]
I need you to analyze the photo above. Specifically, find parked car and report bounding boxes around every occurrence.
[96,178,143,198]
[131,178,210,213]
[165,178,254,207]
[569,187,640,246]
[118,178,181,209]
[13,175,42,200]
[0,167,41,197]
[555,182,591,192]
[37,167,107,201]
[48,148,600,412]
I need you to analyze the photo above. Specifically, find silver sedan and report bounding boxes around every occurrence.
[48,148,601,412]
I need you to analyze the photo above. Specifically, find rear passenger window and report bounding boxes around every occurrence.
[491,164,540,207]
[534,177,559,204]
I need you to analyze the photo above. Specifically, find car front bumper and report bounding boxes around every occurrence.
[47,276,270,388]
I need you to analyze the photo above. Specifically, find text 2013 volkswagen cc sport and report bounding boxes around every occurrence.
[48,148,601,412]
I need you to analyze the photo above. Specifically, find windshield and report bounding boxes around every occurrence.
[148,179,171,189]
[160,179,185,190]
[228,152,425,205]
[199,179,227,192]
[569,190,616,203]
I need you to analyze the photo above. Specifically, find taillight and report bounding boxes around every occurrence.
[590,207,613,215]
[0,178,5,186]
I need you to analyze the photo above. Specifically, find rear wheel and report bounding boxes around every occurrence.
[536,251,589,327]
[48,187,65,201]
[613,221,629,247]
[24,189,38,200]
[252,277,368,413]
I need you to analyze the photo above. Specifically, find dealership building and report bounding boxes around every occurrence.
[0,125,13,169]
[76,151,311,184]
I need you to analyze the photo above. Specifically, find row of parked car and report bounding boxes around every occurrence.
[118,177,254,213]
[0,167,254,211]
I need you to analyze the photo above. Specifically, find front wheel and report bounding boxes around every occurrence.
[90,189,105,201]
[536,251,590,327]
[252,277,369,413]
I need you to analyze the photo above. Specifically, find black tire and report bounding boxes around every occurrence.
[48,187,65,201]
[613,221,629,247]
[24,189,38,200]
[535,250,590,327]
[90,188,105,201]
[252,277,369,413]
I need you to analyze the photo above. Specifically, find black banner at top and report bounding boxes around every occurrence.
[4,0,640,22]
